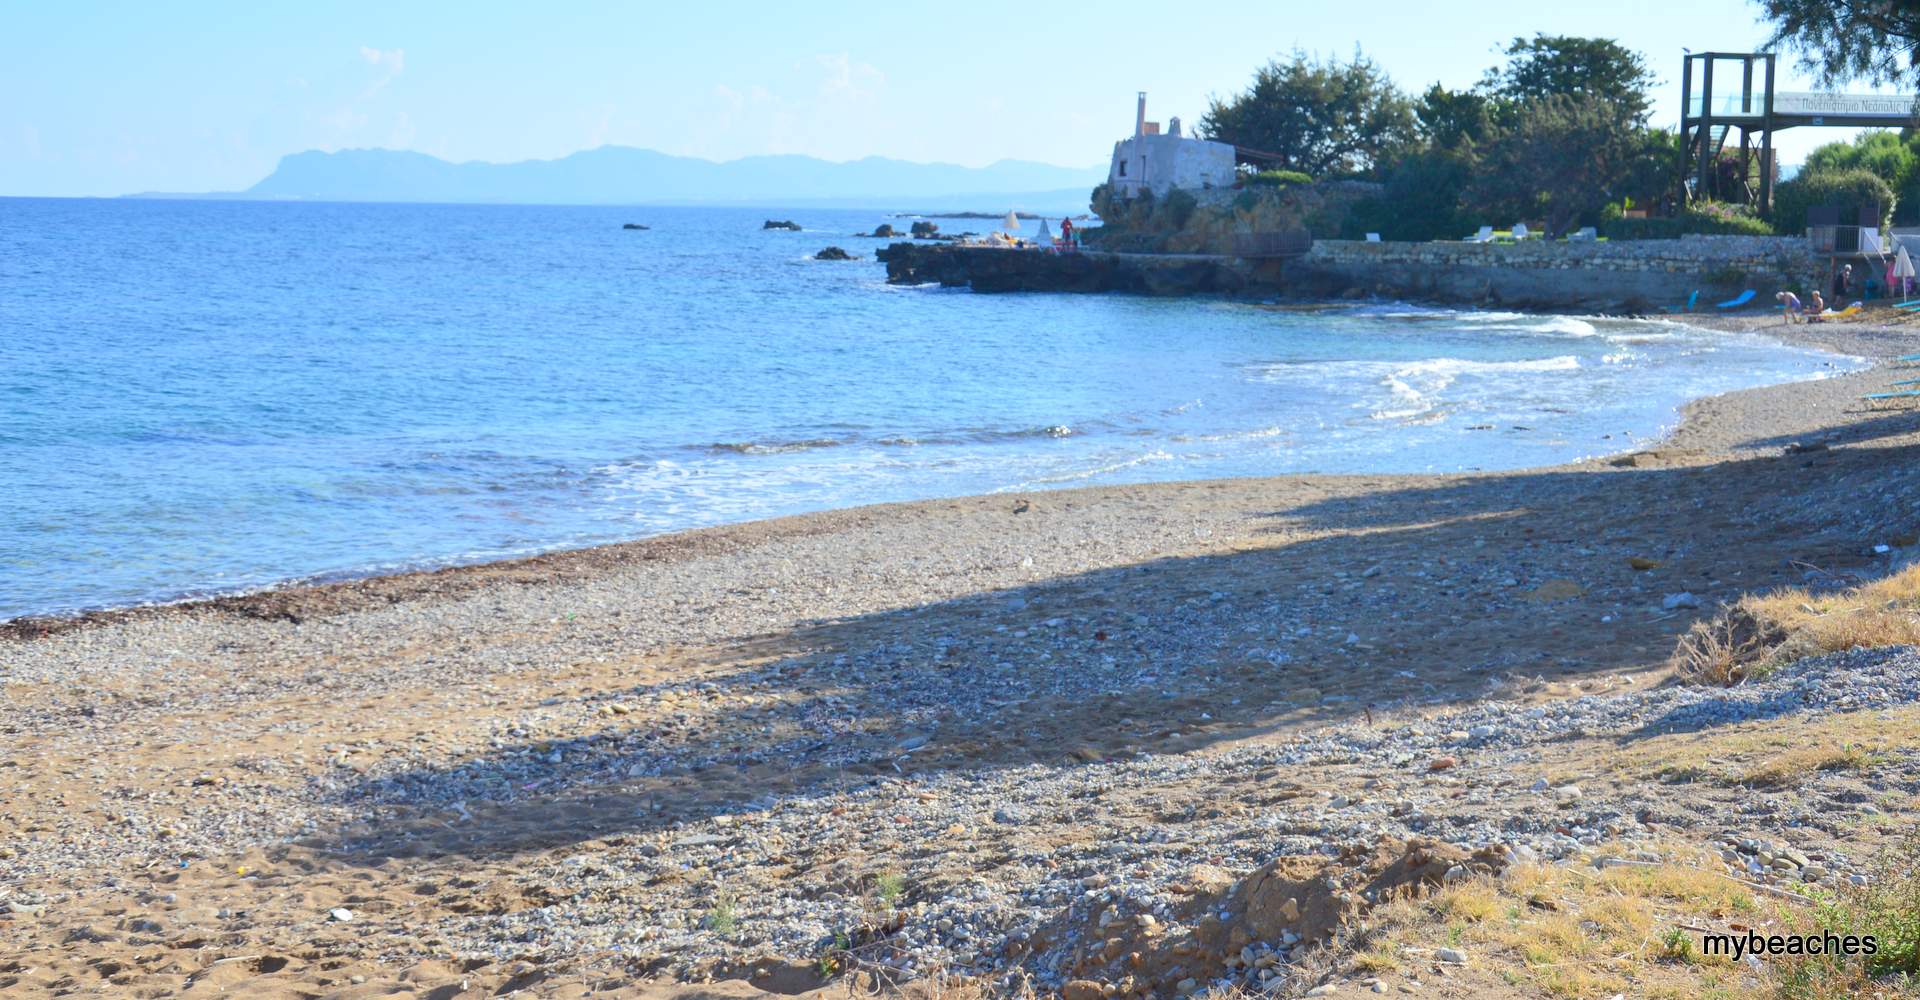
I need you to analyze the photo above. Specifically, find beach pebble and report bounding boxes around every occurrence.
[329,907,354,922]
[1662,592,1701,610]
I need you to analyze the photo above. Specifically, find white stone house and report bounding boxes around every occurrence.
[1107,92,1237,199]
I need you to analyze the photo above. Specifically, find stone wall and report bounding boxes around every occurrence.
[1286,234,1819,312]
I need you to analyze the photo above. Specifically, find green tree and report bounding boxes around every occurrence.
[1470,94,1644,236]
[1348,148,1478,241]
[1481,34,1657,123]
[1755,0,1920,87]
[1772,168,1896,234]
[1201,49,1415,177]
[1805,132,1918,190]
[1804,131,1920,224]
[1619,128,1685,209]
[1414,84,1496,149]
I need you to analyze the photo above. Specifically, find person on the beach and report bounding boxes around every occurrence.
[1776,290,1802,323]
[1060,216,1074,247]
[1832,265,1852,300]
[1807,289,1827,322]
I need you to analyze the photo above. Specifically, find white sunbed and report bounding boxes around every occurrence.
[1511,223,1530,241]
[1464,226,1494,243]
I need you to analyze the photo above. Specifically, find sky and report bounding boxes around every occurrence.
[0,0,1904,197]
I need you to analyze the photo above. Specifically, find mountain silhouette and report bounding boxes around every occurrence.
[227,146,1105,206]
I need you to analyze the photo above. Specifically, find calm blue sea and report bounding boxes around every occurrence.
[0,198,1854,620]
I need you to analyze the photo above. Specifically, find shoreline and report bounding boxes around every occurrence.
[1,307,1901,641]
[5,307,1919,999]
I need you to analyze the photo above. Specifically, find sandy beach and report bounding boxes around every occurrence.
[4,309,1919,999]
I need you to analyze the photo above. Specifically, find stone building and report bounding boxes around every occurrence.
[1106,92,1237,199]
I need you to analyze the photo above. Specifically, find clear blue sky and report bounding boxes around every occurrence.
[0,0,1898,197]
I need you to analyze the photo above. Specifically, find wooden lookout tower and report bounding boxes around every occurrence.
[1680,52,1920,218]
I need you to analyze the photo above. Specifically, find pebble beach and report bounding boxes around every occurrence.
[4,314,1920,999]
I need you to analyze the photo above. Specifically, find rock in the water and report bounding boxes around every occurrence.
[621,223,649,230]
[910,220,940,237]
[814,246,857,261]
[763,219,802,231]
[870,224,897,238]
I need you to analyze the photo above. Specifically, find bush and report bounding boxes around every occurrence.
[1776,832,1920,994]
[1161,188,1199,228]
[1245,169,1314,188]
[1772,168,1895,235]
[1601,202,1773,240]
[1670,563,1920,686]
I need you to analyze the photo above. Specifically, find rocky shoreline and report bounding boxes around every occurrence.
[878,242,1282,295]
[879,235,1817,315]
[4,317,1919,999]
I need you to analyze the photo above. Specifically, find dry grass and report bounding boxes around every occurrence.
[1339,844,1791,998]
[1671,564,1920,686]
[1600,704,1920,789]
[1312,838,1920,1000]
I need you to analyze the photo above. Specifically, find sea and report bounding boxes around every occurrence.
[0,198,1858,621]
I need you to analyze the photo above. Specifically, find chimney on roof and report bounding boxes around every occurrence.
[1136,92,1147,138]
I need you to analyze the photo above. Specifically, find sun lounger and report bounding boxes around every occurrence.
[1900,354,1920,361]
[1715,289,1756,309]
[1662,290,1700,313]
[1891,379,1920,386]
[1463,226,1494,243]
[1365,232,1381,242]
[1568,227,1598,242]
[1865,391,1920,401]
[1511,223,1530,241]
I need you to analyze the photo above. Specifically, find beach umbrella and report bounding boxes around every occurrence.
[1898,244,1915,296]
[1003,210,1020,231]
[1034,218,1054,244]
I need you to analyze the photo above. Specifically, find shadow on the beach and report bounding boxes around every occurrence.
[309,439,1920,864]
[1739,406,1920,451]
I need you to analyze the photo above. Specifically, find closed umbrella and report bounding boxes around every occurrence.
[1896,243,1914,298]
[1003,210,1020,232]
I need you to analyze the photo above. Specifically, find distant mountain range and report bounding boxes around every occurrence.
[128,146,1107,209]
